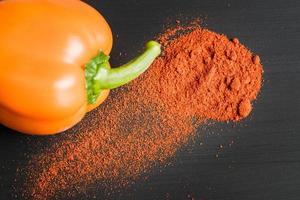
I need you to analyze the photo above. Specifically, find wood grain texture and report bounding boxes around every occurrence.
[0,0,300,199]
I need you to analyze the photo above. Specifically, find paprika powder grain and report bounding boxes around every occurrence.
[22,22,263,200]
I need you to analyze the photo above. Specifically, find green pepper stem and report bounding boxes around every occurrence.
[94,41,161,89]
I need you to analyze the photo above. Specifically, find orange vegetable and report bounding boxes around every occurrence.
[0,0,161,135]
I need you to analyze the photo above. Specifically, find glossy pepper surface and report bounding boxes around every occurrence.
[0,0,161,135]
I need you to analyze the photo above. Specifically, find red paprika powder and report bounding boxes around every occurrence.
[21,22,263,200]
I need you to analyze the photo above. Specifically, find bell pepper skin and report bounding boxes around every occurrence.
[0,0,161,135]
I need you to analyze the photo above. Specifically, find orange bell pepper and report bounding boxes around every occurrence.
[0,0,161,135]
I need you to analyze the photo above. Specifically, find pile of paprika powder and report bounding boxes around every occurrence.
[20,22,263,200]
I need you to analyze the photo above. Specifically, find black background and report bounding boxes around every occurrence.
[1,0,300,199]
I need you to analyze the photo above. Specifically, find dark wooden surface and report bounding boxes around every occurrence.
[1,0,300,199]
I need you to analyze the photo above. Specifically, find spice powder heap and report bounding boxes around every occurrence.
[22,23,263,199]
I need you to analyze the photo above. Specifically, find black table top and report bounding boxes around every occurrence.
[1,0,300,199]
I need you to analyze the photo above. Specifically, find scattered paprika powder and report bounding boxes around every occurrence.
[21,21,263,200]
